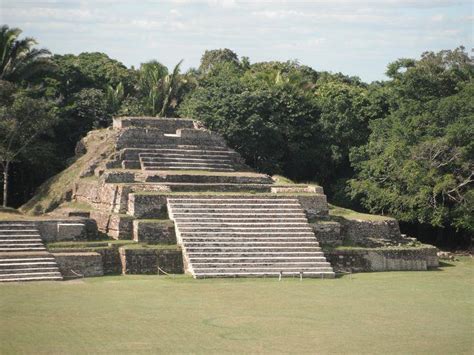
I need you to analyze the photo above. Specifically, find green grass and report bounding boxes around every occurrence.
[1,258,473,354]
[329,204,395,221]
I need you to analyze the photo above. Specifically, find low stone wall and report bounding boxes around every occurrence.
[53,252,104,278]
[324,246,439,273]
[311,221,342,247]
[271,185,324,194]
[113,117,195,132]
[116,128,227,150]
[97,248,122,274]
[119,248,184,274]
[35,219,98,242]
[133,220,176,244]
[331,216,402,247]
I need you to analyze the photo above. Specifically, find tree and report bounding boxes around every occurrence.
[0,25,55,82]
[0,90,58,206]
[199,48,240,73]
[137,60,186,117]
[106,82,124,114]
[179,62,328,180]
[350,48,474,233]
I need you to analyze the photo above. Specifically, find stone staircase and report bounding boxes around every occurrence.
[138,145,239,171]
[168,197,335,278]
[0,222,62,282]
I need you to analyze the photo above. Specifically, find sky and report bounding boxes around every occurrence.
[1,0,472,82]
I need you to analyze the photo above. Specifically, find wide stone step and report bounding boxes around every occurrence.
[143,160,235,166]
[172,212,306,217]
[169,198,299,203]
[189,256,328,261]
[0,256,55,262]
[177,223,310,228]
[141,156,235,163]
[181,232,315,237]
[0,242,44,246]
[192,261,330,267]
[184,241,319,247]
[0,229,39,233]
[0,271,62,279]
[165,183,272,193]
[172,209,303,215]
[174,217,307,222]
[185,247,322,253]
[0,225,37,229]
[0,274,63,282]
[187,251,325,257]
[192,265,333,272]
[0,238,42,242]
[0,235,42,239]
[140,149,238,156]
[194,271,335,278]
[180,229,314,235]
[0,261,58,268]
[0,267,59,274]
[171,202,300,207]
[143,173,273,184]
[144,166,236,172]
[0,247,46,251]
[181,237,318,243]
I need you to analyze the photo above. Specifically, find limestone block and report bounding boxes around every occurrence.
[119,247,184,275]
[128,194,168,218]
[324,245,438,273]
[333,217,402,246]
[296,194,329,218]
[133,220,176,244]
[114,117,195,132]
[53,252,104,278]
[311,221,342,247]
[97,248,121,275]
[57,223,86,240]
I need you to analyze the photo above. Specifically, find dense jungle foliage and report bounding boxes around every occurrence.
[0,25,472,245]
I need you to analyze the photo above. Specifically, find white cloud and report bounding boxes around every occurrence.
[2,0,471,82]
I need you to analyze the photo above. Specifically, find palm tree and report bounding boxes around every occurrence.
[0,25,55,82]
[138,60,186,117]
[106,82,125,114]
[159,59,184,117]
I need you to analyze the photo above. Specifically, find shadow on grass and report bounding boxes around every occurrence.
[438,261,456,267]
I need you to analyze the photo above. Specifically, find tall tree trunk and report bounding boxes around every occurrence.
[2,161,9,208]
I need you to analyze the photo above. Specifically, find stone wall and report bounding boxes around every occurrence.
[119,247,183,274]
[90,211,134,240]
[36,219,98,242]
[113,117,195,131]
[311,221,342,247]
[331,216,402,247]
[97,248,122,274]
[53,252,104,278]
[133,220,176,244]
[324,246,439,273]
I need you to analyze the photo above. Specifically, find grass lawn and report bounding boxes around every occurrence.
[1,258,473,354]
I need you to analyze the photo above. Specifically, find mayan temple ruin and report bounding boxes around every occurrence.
[0,117,439,282]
